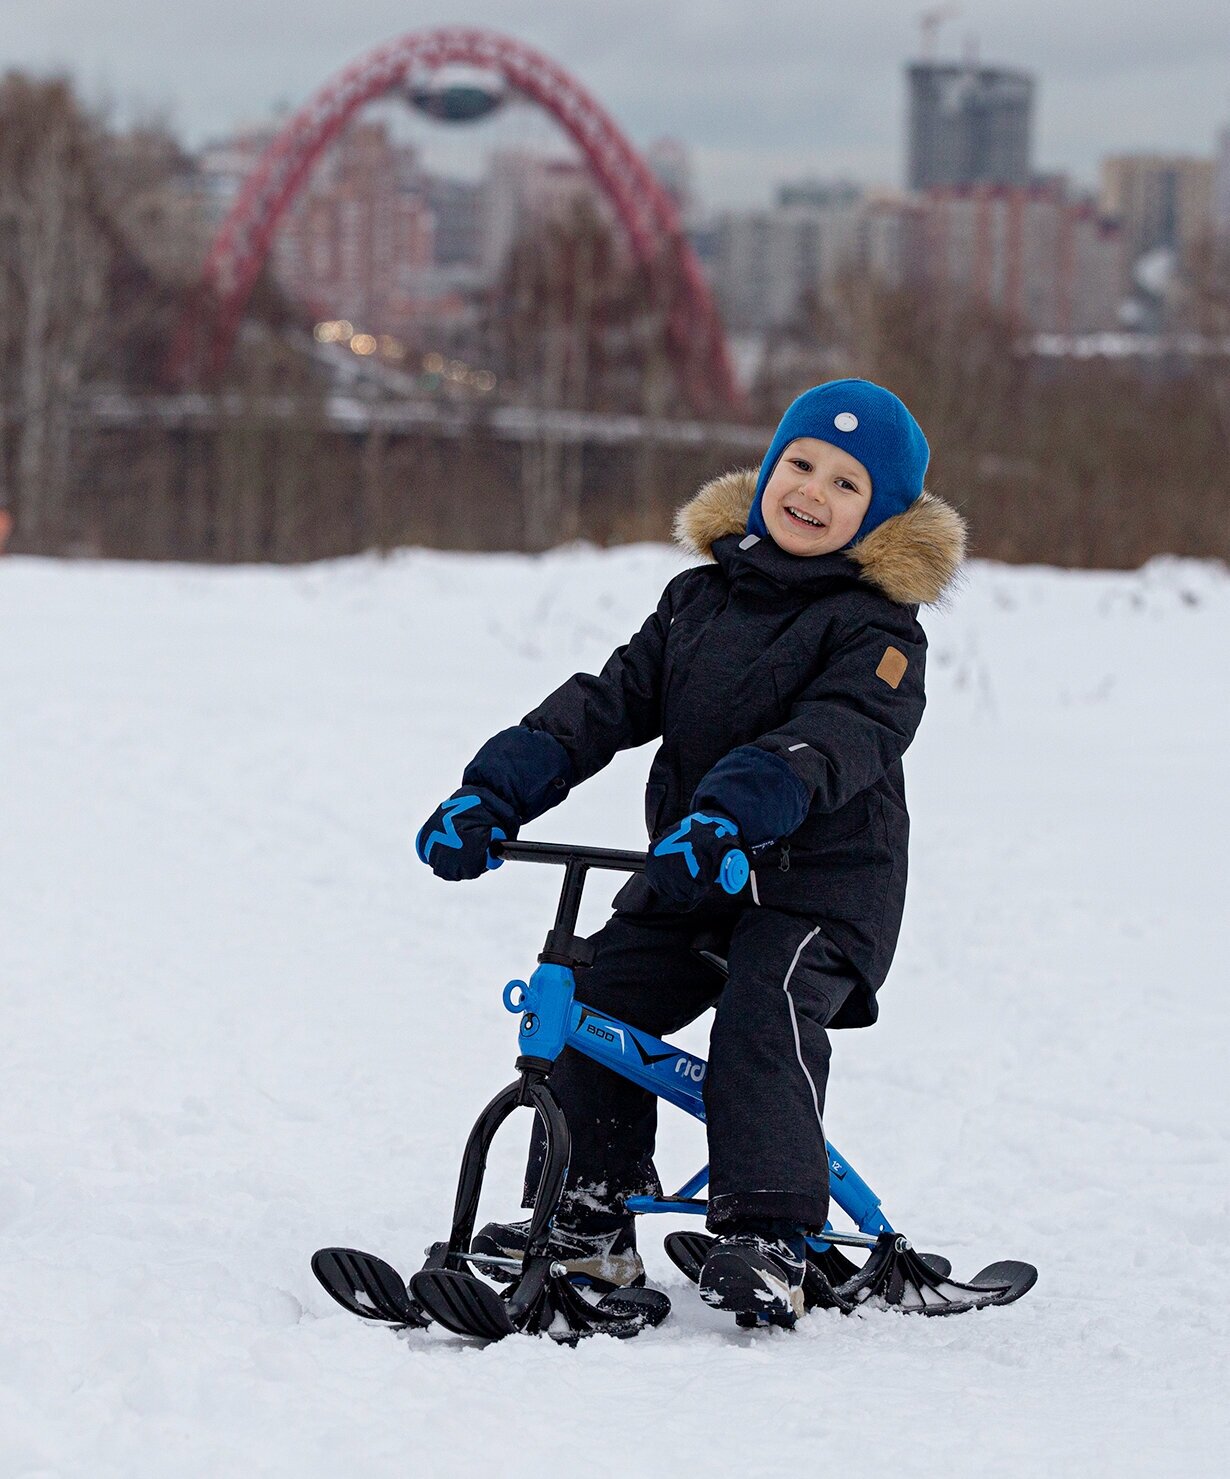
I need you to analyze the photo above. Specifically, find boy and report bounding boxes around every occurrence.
[416,380,965,1324]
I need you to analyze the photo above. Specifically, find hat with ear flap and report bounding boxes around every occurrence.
[747,379,930,546]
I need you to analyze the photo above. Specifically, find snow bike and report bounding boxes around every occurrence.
[312,839,1036,1343]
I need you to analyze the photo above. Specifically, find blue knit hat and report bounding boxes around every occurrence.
[747,379,930,546]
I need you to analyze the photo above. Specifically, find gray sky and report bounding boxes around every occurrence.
[3,0,1228,205]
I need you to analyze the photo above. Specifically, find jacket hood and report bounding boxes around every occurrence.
[673,468,966,607]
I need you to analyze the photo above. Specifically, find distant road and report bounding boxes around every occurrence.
[78,391,774,449]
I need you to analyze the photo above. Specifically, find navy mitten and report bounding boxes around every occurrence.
[643,745,809,905]
[463,726,574,821]
[691,745,810,847]
[416,727,574,883]
[415,787,519,881]
[646,812,743,907]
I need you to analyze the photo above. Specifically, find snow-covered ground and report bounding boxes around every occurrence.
[1,545,1227,1478]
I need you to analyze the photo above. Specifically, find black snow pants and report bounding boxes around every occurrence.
[525,904,856,1233]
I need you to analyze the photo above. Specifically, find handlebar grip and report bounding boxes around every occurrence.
[718,848,750,895]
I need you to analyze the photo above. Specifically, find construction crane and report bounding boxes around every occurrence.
[918,5,961,59]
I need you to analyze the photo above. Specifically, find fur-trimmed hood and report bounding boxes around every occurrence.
[673,468,966,607]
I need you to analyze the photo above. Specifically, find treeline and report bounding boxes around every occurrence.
[1,71,1227,569]
[0,75,189,547]
[755,274,1230,569]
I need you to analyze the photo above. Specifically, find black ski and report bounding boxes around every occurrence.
[311,1247,430,1328]
[410,1269,516,1340]
[408,1261,671,1345]
[664,1230,1032,1321]
[313,1243,671,1344]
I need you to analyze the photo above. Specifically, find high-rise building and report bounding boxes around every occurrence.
[921,182,1123,333]
[1100,155,1215,285]
[775,180,861,211]
[907,63,1034,191]
[1215,128,1230,237]
[274,122,434,332]
[646,137,695,224]
[480,150,610,279]
[861,196,927,288]
[426,176,484,266]
[711,196,866,333]
[195,126,277,227]
[196,120,435,334]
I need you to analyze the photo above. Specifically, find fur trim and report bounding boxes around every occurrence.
[672,468,758,561]
[673,468,966,607]
[847,491,967,606]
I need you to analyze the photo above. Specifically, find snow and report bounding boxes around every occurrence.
[1,544,1227,1478]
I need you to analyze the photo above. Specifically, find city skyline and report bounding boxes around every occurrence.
[3,0,1229,208]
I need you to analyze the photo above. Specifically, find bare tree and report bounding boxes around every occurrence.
[0,76,109,543]
[486,199,688,547]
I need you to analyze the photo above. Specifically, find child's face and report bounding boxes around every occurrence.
[760,437,873,555]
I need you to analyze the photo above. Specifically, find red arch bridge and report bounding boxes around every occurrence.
[172,27,742,416]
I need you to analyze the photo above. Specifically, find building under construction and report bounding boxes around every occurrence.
[907,61,1034,191]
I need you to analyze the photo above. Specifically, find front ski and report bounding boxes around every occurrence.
[311,1247,430,1328]
[664,1230,1032,1320]
[411,1268,516,1340]
[313,1241,670,1344]
[410,1258,671,1345]
[841,1236,1037,1314]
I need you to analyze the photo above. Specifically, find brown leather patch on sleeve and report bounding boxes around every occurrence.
[876,645,908,689]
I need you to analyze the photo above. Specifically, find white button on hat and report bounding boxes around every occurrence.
[834,412,859,432]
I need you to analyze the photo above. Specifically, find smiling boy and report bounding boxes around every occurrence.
[417,379,966,1325]
[759,436,872,553]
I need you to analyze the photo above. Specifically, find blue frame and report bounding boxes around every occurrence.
[504,959,895,1242]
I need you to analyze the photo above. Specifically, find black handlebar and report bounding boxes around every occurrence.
[490,838,646,873]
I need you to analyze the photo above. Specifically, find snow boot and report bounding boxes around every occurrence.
[697,1222,808,1328]
[470,1215,645,1292]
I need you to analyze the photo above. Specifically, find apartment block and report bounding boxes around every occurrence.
[1100,154,1214,272]
[922,183,1123,333]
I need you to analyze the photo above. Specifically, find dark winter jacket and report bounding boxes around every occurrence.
[480,469,965,1027]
